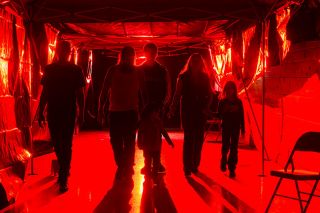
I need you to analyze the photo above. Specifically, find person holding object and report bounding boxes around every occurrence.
[138,43,171,174]
[169,53,212,176]
[218,81,245,178]
[138,103,174,177]
[38,40,85,193]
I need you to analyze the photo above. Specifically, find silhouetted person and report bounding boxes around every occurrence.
[218,81,245,178]
[98,46,139,179]
[138,43,171,174]
[38,40,85,193]
[138,104,174,177]
[169,53,212,176]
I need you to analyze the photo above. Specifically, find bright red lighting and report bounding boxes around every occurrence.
[129,35,159,38]
[136,55,146,65]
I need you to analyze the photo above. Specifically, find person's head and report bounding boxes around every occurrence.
[143,43,158,61]
[223,81,238,99]
[55,40,71,62]
[119,46,135,66]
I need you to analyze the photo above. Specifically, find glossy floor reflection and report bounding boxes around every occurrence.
[3,131,320,213]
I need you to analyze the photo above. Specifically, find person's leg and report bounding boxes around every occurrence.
[123,111,138,170]
[58,117,75,191]
[221,128,231,172]
[152,151,161,173]
[228,128,240,177]
[123,133,135,175]
[193,128,205,172]
[143,151,152,176]
[109,112,125,169]
[48,118,63,183]
[183,130,194,175]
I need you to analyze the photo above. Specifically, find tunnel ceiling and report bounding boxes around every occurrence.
[11,0,288,52]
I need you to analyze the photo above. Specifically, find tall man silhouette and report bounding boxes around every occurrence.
[138,43,171,174]
[38,41,85,193]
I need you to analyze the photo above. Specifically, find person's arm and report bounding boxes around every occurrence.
[203,75,213,115]
[38,86,48,127]
[217,99,224,119]
[98,67,114,123]
[163,68,172,111]
[239,100,245,134]
[38,69,48,127]
[76,87,85,126]
[168,77,183,118]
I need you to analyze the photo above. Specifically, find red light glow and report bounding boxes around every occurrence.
[0,57,9,94]
[136,55,146,66]
[86,50,93,84]
[208,42,232,90]
[276,7,291,60]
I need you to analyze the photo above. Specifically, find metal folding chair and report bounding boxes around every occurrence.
[265,132,320,213]
[204,112,221,142]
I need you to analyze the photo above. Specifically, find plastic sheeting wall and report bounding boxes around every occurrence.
[0,6,58,208]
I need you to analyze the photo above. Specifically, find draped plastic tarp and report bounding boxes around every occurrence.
[0,7,30,169]
[0,7,31,208]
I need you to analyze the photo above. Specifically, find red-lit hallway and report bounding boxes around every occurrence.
[2,131,320,213]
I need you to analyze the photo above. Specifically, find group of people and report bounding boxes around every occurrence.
[38,40,245,193]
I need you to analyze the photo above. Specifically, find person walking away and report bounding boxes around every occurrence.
[38,40,85,193]
[138,43,171,174]
[169,53,212,176]
[98,46,140,179]
[218,81,245,178]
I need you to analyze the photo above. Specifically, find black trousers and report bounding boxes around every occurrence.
[143,151,161,172]
[48,113,75,184]
[221,127,240,171]
[109,110,138,169]
[183,128,205,173]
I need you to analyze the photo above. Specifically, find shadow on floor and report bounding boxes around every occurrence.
[186,176,233,213]
[93,172,134,213]
[194,171,256,213]
[140,175,177,213]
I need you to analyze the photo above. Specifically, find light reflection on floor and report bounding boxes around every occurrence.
[3,131,320,213]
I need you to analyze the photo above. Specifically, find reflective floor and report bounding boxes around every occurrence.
[3,131,320,213]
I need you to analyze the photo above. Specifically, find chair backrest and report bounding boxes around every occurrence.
[284,132,320,171]
[294,132,320,153]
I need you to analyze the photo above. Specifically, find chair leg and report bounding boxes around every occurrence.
[215,131,220,142]
[294,180,303,212]
[303,180,319,213]
[265,178,283,213]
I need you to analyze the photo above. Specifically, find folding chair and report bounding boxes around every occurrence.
[204,112,221,142]
[265,132,320,213]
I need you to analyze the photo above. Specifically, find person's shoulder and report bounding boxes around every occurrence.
[136,64,144,72]
[45,62,58,70]
[200,71,209,79]
[179,71,189,80]
[44,63,59,75]
[67,63,81,71]
[155,61,167,71]
[236,98,243,104]
[107,64,118,74]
